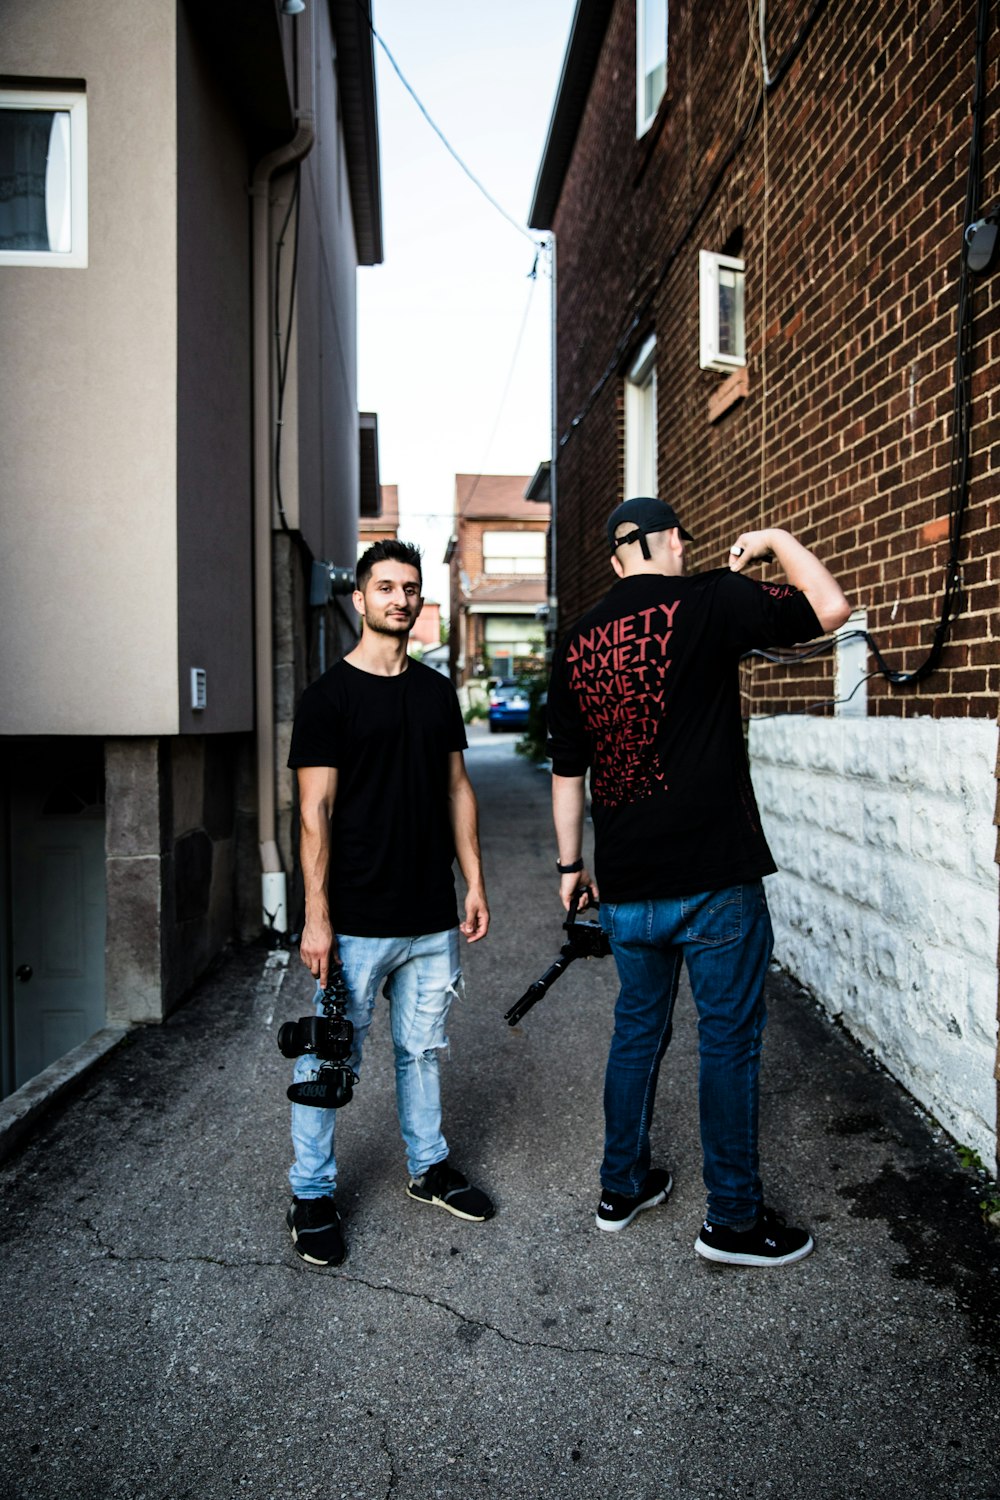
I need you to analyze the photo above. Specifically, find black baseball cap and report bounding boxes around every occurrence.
[607,496,693,554]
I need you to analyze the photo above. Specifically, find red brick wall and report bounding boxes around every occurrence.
[551,0,1000,716]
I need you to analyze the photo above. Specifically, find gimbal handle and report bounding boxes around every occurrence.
[503,888,601,1027]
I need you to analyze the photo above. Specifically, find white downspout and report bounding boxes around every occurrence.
[251,114,314,934]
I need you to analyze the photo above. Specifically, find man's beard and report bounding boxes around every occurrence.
[366,609,414,637]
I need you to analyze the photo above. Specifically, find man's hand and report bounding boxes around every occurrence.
[460,886,490,943]
[560,869,598,911]
[299,915,338,990]
[727,526,851,631]
[728,530,775,572]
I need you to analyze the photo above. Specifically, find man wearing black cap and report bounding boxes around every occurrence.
[546,497,850,1265]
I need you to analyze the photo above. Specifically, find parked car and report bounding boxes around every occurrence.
[487,679,530,734]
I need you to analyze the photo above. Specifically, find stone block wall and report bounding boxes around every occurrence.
[751,715,999,1165]
[105,734,248,1024]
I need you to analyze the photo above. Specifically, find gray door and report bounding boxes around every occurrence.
[10,776,107,1089]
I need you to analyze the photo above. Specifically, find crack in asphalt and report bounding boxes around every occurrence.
[74,1217,669,1368]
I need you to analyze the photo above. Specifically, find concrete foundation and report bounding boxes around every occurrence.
[751,715,1000,1168]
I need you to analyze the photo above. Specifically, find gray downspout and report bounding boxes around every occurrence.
[251,114,315,933]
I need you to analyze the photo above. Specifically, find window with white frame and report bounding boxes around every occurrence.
[699,250,745,371]
[636,0,668,136]
[625,335,658,497]
[481,531,546,576]
[0,88,88,267]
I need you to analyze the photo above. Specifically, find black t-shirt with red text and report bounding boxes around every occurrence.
[288,658,467,938]
[546,569,822,902]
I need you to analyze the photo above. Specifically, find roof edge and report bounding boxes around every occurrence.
[528,0,615,230]
[331,0,384,265]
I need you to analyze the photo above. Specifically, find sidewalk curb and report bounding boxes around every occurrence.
[0,1026,129,1166]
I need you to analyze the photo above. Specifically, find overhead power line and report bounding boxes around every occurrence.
[356,0,545,249]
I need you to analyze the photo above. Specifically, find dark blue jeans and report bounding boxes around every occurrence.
[598,882,773,1227]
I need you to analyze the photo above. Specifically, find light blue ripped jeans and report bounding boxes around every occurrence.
[289,928,462,1198]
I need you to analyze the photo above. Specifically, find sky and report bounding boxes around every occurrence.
[357,0,578,618]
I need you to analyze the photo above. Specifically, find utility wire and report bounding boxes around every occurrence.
[458,259,542,518]
[356,0,544,249]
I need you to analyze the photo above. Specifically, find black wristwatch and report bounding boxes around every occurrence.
[556,857,584,874]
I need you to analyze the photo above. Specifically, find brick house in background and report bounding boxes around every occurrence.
[358,477,398,549]
[357,481,441,647]
[530,0,1000,1165]
[446,474,551,685]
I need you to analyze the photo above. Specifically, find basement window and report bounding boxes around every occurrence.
[0,88,88,267]
[699,251,745,371]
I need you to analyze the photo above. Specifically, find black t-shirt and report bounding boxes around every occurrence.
[547,569,823,902]
[287,658,468,938]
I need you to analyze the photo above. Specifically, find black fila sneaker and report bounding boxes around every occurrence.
[595,1168,673,1232]
[695,1205,813,1266]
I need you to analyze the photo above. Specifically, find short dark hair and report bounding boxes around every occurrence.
[356,539,423,592]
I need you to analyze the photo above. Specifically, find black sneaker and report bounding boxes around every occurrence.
[406,1159,495,1221]
[286,1195,346,1266]
[694,1205,813,1266]
[596,1168,673,1232]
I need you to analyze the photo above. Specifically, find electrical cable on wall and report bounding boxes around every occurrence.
[744,0,992,698]
[871,0,992,688]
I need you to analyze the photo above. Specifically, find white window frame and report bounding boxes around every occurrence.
[699,250,746,371]
[636,0,668,137]
[0,88,88,268]
[481,531,546,576]
[625,334,658,498]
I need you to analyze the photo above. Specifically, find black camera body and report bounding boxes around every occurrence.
[277,1012,352,1063]
[279,969,358,1109]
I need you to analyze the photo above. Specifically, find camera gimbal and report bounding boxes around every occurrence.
[504,891,611,1026]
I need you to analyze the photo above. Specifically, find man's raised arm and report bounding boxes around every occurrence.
[728,527,851,633]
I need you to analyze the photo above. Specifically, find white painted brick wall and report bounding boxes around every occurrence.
[749,716,999,1167]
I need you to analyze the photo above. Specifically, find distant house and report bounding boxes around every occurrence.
[0,0,382,1102]
[446,474,551,684]
[530,0,1000,1166]
[358,480,441,648]
[418,642,452,678]
[410,602,442,651]
[359,475,398,548]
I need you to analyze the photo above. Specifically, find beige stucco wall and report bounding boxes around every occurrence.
[0,0,179,735]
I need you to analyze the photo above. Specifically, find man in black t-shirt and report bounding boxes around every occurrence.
[547,497,850,1266]
[284,539,493,1267]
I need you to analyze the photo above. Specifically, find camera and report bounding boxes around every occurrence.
[505,890,611,1026]
[279,967,358,1109]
